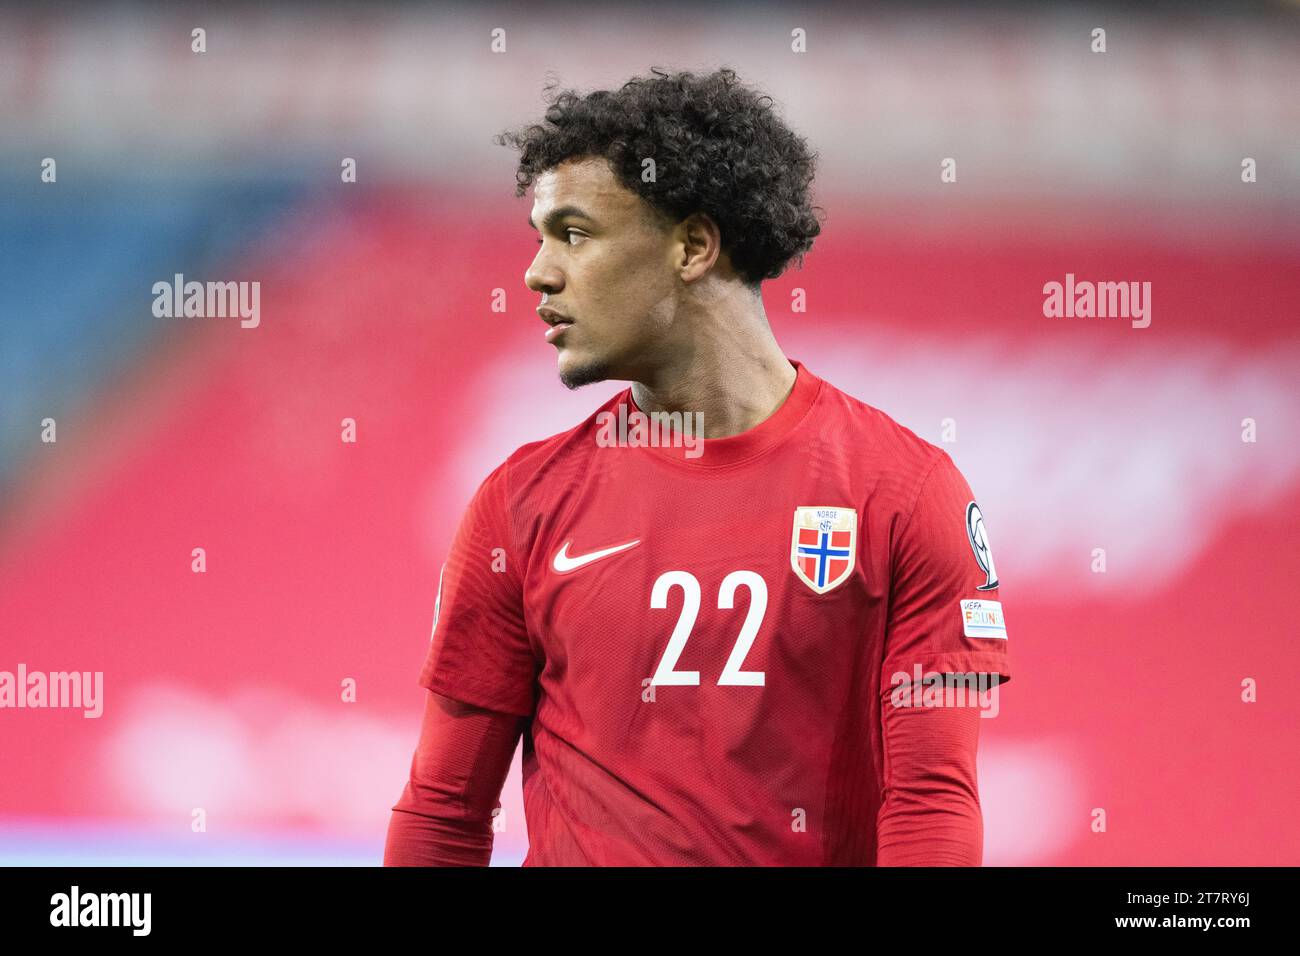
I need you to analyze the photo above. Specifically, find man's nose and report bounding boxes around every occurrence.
[525,249,563,295]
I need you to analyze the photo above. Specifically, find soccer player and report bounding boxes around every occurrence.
[384,68,1011,866]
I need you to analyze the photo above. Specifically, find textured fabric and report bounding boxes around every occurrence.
[876,690,985,866]
[417,358,1011,865]
[384,691,525,866]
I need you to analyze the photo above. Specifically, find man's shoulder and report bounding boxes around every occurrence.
[810,373,973,550]
[813,370,949,476]
[475,389,625,497]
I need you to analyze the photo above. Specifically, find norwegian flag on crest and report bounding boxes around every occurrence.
[790,506,857,594]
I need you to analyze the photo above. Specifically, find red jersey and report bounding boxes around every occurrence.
[418,358,1012,865]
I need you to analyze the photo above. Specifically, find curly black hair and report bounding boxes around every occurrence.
[496,67,822,286]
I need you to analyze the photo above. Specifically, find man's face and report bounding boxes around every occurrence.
[526,157,681,388]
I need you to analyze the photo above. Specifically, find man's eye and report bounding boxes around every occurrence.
[537,230,585,246]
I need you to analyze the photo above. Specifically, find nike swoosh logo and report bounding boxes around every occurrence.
[552,538,641,574]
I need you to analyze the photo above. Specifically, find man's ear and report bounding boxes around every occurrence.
[676,212,722,282]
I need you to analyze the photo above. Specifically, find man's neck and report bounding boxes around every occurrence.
[628,295,796,440]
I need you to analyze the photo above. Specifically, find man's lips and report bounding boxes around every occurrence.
[537,306,571,325]
[544,320,573,343]
[538,306,574,343]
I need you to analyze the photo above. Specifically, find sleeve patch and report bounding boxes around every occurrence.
[960,599,1008,639]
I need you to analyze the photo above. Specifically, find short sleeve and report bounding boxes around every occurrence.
[881,452,1011,688]
[418,462,537,717]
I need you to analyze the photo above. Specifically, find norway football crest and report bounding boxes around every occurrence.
[790,506,857,594]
